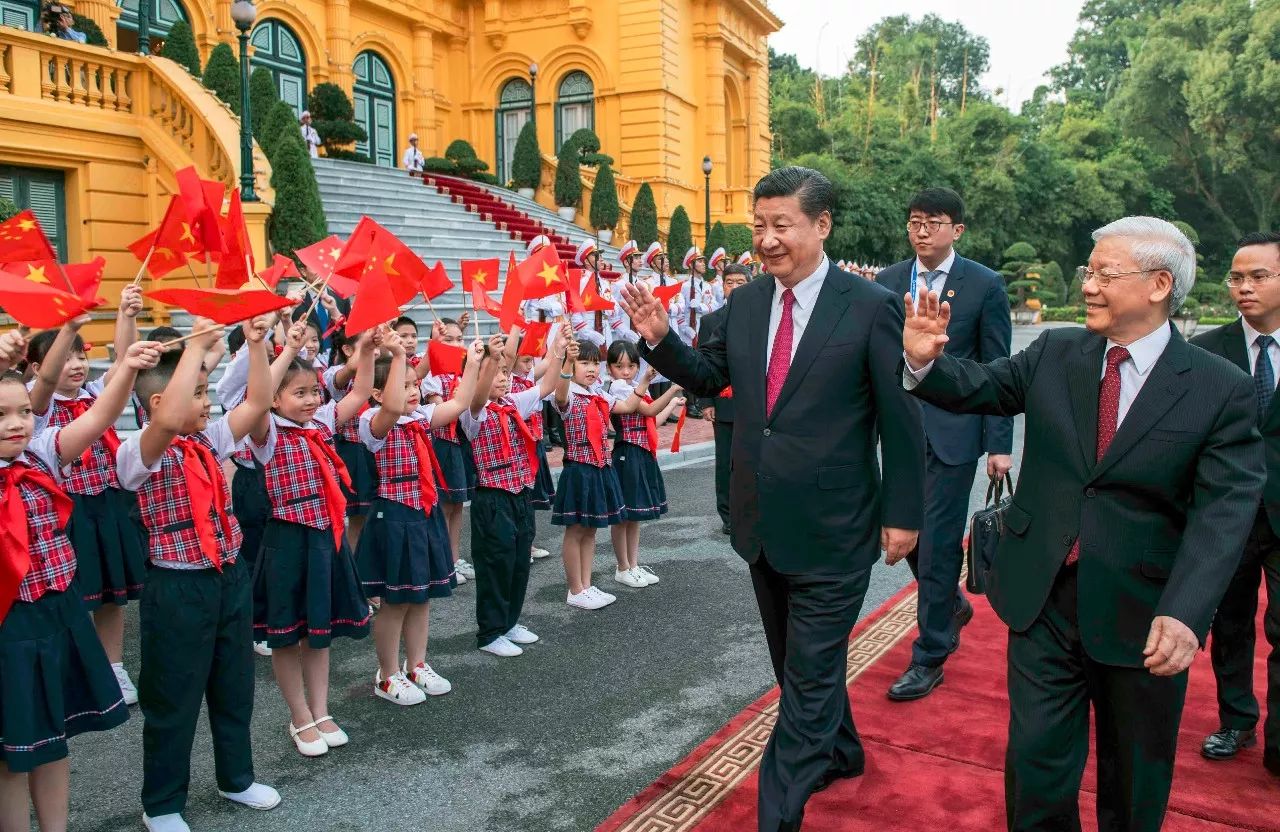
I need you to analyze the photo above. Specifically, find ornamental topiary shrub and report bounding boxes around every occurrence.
[202,43,241,114]
[630,182,658,250]
[589,161,619,231]
[308,82,367,156]
[422,157,457,174]
[706,221,726,255]
[159,20,200,76]
[554,134,583,208]
[0,197,19,222]
[511,121,542,191]
[259,99,299,161]
[723,224,752,258]
[268,127,327,257]
[667,206,693,271]
[249,66,279,145]
[72,13,107,46]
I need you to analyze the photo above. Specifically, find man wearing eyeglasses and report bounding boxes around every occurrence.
[901,216,1265,831]
[875,188,1014,701]
[1190,230,1280,779]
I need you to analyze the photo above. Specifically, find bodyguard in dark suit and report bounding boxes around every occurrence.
[901,216,1265,832]
[1190,231,1280,776]
[620,167,925,832]
[876,188,1014,699]
[695,264,752,534]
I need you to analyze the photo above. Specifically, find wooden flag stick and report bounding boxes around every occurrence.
[130,245,156,286]
[185,260,205,288]
[301,273,334,322]
[158,325,223,348]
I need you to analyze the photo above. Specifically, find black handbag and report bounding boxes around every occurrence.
[966,472,1014,595]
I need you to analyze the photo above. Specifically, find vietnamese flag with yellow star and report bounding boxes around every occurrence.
[127,194,209,278]
[0,270,98,328]
[564,268,616,314]
[460,258,500,294]
[498,251,528,331]
[516,321,553,357]
[145,287,296,325]
[1,257,106,306]
[295,235,358,298]
[0,210,58,264]
[174,166,226,255]
[334,216,425,305]
[516,245,569,300]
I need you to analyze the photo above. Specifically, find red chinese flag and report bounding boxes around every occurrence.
[460,258,500,293]
[471,284,502,315]
[580,275,615,313]
[563,268,585,314]
[517,321,552,357]
[344,266,400,334]
[0,271,97,328]
[651,282,684,308]
[296,235,344,280]
[334,217,425,305]
[0,210,57,264]
[427,339,466,377]
[145,287,295,325]
[499,252,527,331]
[517,245,569,300]
[214,190,253,289]
[65,257,106,304]
[127,227,188,278]
[420,260,454,301]
[175,166,225,254]
[257,254,301,289]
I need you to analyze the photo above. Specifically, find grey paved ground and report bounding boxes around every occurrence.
[66,328,1038,832]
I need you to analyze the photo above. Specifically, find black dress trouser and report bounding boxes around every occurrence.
[712,420,732,527]
[140,557,256,817]
[471,486,535,647]
[1005,564,1187,832]
[1209,512,1280,753]
[749,553,870,832]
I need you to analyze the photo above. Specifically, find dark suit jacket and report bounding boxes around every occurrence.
[694,305,734,423]
[642,260,926,574]
[907,325,1265,666]
[877,255,1013,464]
[1192,318,1280,535]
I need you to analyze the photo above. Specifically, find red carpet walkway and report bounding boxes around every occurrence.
[598,585,1279,831]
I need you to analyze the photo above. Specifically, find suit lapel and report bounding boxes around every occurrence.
[1067,334,1105,471]
[1091,328,1192,481]
[767,267,851,422]
[744,278,771,422]
[942,257,967,314]
[1219,319,1250,374]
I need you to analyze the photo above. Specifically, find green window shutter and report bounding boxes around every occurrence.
[0,166,67,260]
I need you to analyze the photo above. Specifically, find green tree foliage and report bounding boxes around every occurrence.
[630,183,659,250]
[706,221,726,255]
[444,140,489,177]
[268,127,327,257]
[1050,0,1183,108]
[249,67,279,146]
[159,20,201,77]
[0,197,18,222]
[511,121,542,190]
[554,134,583,208]
[72,13,107,46]
[202,43,241,114]
[308,83,367,157]
[723,224,753,258]
[589,161,620,230]
[260,100,298,161]
[1000,242,1058,307]
[667,207,693,270]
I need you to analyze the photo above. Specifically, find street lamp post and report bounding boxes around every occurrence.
[528,62,538,127]
[231,0,259,202]
[137,0,151,55]
[701,155,712,248]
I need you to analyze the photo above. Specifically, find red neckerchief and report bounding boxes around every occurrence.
[641,395,659,456]
[485,401,540,478]
[172,437,236,571]
[284,426,352,552]
[57,396,122,459]
[0,461,73,621]
[721,385,734,398]
[583,394,611,466]
[403,421,447,508]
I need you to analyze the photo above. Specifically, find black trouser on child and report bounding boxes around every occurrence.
[471,486,535,648]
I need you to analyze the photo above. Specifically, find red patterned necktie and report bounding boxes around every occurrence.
[765,289,795,415]
[0,463,74,621]
[1065,345,1130,566]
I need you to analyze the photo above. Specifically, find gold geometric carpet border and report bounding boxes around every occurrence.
[610,590,920,832]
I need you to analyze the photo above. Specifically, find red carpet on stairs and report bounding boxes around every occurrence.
[598,585,1280,832]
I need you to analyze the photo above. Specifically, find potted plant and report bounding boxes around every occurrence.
[554,134,583,221]
[511,121,541,199]
[589,161,620,244]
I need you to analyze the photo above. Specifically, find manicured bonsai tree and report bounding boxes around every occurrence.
[159,20,201,76]
[201,43,241,114]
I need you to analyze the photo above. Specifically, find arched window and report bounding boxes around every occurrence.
[495,77,533,185]
[353,51,397,167]
[250,19,308,116]
[115,0,190,54]
[555,71,594,151]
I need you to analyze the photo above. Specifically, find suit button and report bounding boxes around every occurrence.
[762,428,771,437]
[1085,488,1097,498]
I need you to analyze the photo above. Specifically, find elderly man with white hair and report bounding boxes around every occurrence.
[902,216,1266,832]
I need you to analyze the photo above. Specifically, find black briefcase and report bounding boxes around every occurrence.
[966,473,1014,595]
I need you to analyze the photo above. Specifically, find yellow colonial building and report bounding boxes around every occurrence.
[0,0,779,342]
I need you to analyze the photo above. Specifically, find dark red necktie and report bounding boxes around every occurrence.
[0,463,73,621]
[287,428,352,552]
[404,421,447,508]
[172,437,236,571]
[1065,345,1130,566]
[765,289,795,415]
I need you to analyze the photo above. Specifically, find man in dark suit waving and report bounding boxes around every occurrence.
[620,167,925,832]
[876,188,1013,699]
[1190,231,1280,776]
[901,215,1265,831]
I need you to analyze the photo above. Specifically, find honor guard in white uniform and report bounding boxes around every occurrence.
[571,239,609,348]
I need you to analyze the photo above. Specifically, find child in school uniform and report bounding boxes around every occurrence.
[462,327,569,657]
[326,328,378,552]
[424,317,476,584]
[24,283,149,704]
[357,337,483,702]
[0,325,157,832]
[509,344,554,561]
[551,339,643,611]
[116,316,281,832]
[605,342,685,588]
[249,323,375,757]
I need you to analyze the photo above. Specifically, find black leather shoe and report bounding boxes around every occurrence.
[1201,727,1256,760]
[887,664,944,701]
[720,523,731,535]
[812,762,865,793]
[686,404,704,419]
[955,602,975,628]
[1263,747,1279,776]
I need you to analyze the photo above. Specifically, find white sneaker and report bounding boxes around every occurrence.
[635,565,661,585]
[111,662,138,706]
[455,558,476,580]
[454,570,467,584]
[615,568,648,588]
[375,670,426,706]
[505,624,540,645]
[531,546,551,559]
[253,641,273,657]
[587,585,617,606]
[567,589,610,610]
[218,782,282,810]
[404,661,452,695]
[143,813,190,832]
[480,635,523,657]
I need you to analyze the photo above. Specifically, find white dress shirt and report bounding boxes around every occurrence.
[766,255,829,367]
[1242,318,1280,392]
[912,249,957,301]
[402,146,425,172]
